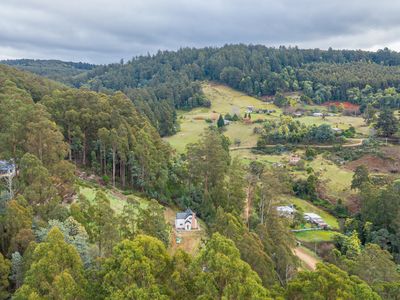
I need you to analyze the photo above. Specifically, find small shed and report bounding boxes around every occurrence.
[246,106,254,113]
[332,127,342,134]
[289,155,301,165]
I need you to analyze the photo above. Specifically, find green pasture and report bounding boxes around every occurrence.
[78,185,148,213]
[164,82,281,152]
[295,230,338,242]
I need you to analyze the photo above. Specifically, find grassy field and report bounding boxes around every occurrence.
[164,83,281,152]
[307,156,356,203]
[78,185,148,213]
[232,149,297,165]
[164,82,369,152]
[235,150,356,205]
[295,230,338,242]
[298,115,369,136]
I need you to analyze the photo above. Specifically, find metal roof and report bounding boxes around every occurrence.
[176,208,194,220]
[0,160,15,173]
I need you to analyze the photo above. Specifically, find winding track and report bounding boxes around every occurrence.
[229,138,364,151]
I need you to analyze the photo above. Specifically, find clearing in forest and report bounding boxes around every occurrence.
[164,82,280,152]
[165,82,370,153]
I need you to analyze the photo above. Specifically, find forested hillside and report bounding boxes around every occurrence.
[5,45,400,136]
[0,54,399,299]
[1,59,95,82]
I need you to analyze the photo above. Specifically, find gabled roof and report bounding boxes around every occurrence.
[0,160,15,173]
[176,208,194,220]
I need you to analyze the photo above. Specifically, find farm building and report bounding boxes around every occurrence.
[246,106,254,113]
[304,213,328,229]
[312,112,324,117]
[175,208,198,231]
[276,205,296,217]
[289,155,301,165]
[332,127,342,134]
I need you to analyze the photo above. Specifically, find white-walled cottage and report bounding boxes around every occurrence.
[175,208,198,231]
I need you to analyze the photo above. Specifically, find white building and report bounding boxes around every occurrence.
[175,208,198,231]
[289,155,301,165]
[304,213,328,228]
[276,205,296,217]
[332,127,342,134]
[246,106,254,113]
[312,112,324,117]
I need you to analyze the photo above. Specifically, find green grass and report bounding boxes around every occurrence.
[295,230,338,242]
[164,82,281,152]
[307,156,356,202]
[232,149,290,165]
[78,185,148,213]
[297,115,369,136]
[164,83,370,153]
[235,151,357,205]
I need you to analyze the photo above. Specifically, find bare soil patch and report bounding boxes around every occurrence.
[345,146,400,174]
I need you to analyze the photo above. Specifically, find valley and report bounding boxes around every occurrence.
[1,45,400,299]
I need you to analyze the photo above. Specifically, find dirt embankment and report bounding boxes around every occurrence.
[294,247,319,271]
[345,145,400,174]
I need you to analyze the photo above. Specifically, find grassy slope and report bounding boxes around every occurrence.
[164,82,281,152]
[165,82,369,153]
[78,185,147,213]
[299,115,369,136]
[295,230,338,242]
[236,150,356,205]
[308,156,356,202]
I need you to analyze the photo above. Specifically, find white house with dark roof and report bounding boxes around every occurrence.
[175,208,198,231]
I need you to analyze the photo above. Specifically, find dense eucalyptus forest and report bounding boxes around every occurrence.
[0,45,400,299]
[4,45,400,137]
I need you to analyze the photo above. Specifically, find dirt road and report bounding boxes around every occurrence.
[293,247,319,271]
[230,138,364,151]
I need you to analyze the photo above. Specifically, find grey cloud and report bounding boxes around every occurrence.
[1,0,400,63]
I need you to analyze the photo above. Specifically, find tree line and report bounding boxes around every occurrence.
[4,45,400,136]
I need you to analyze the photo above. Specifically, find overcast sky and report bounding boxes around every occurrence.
[1,0,400,64]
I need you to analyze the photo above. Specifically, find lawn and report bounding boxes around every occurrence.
[78,185,148,213]
[164,82,281,152]
[295,230,338,242]
[307,156,356,203]
[232,149,291,165]
[297,115,369,136]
